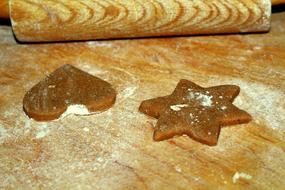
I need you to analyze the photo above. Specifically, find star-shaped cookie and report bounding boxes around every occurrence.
[139,79,252,146]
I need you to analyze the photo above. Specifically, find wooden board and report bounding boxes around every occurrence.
[0,11,285,190]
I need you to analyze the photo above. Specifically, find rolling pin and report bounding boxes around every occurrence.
[0,0,284,42]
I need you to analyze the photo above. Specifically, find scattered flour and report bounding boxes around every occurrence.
[87,41,113,48]
[253,46,263,50]
[96,157,104,163]
[36,131,47,139]
[60,105,92,119]
[119,86,137,99]
[36,123,49,139]
[175,166,182,173]
[78,63,109,76]
[196,93,213,107]
[117,86,138,104]
[188,112,201,124]
[170,104,189,111]
[230,80,285,130]
[83,127,90,132]
[24,119,31,129]
[3,111,13,118]
[232,172,252,183]
[188,89,213,107]
[0,124,8,144]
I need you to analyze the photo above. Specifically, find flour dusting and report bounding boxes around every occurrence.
[24,119,31,129]
[188,89,213,107]
[79,63,109,76]
[0,124,8,144]
[196,93,213,107]
[60,105,92,119]
[230,80,285,130]
[170,104,189,111]
[118,86,137,102]
[36,123,49,139]
[175,166,182,173]
[86,41,113,48]
[232,172,252,183]
[83,127,90,132]
[36,131,47,139]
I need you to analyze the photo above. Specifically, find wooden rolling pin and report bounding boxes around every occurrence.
[0,0,284,42]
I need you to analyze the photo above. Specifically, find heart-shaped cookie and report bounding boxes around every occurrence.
[23,64,116,121]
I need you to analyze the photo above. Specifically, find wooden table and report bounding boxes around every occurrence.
[0,10,284,190]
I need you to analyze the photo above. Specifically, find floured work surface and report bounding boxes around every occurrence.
[0,12,285,190]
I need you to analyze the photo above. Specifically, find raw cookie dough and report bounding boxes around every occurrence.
[139,79,252,146]
[23,64,116,121]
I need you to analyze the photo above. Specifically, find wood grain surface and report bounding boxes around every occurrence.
[0,0,283,18]
[1,0,284,18]
[10,0,271,42]
[0,10,285,190]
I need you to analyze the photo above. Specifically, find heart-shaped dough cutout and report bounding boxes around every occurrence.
[23,64,116,121]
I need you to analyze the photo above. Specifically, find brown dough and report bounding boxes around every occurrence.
[139,79,252,146]
[23,64,116,121]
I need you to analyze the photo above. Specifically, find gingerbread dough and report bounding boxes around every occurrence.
[23,64,116,121]
[139,79,252,146]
